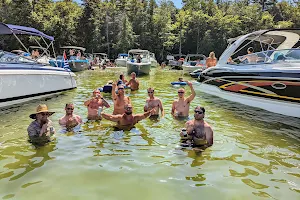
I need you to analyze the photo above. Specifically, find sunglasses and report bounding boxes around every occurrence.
[194,110,203,114]
[93,92,100,94]
[148,91,154,94]
[178,91,185,94]
[118,88,124,90]
[67,108,74,110]
[39,112,49,116]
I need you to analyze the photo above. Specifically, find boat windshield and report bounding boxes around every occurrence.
[229,48,300,65]
[0,50,35,63]
[184,55,206,66]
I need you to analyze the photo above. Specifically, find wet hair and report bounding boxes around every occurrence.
[131,72,136,76]
[65,103,74,108]
[147,87,154,91]
[195,106,205,113]
[119,74,124,79]
[247,47,254,53]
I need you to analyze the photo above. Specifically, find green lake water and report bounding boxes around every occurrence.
[0,68,299,199]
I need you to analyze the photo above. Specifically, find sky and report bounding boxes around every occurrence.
[72,0,183,8]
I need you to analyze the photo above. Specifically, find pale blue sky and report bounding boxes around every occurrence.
[72,0,183,8]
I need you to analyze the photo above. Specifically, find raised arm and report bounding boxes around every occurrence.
[84,99,92,106]
[134,108,154,122]
[186,82,196,103]
[100,97,110,108]
[101,112,122,122]
[112,82,117,100]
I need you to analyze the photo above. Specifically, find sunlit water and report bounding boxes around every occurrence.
[0,68,299,199]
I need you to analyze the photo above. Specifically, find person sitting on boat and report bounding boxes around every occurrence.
[27,104,55,145]
[239,47,258,64]
[206,51,217,68]
[117,74,128,86]
[101,104,155,130]
[76,51,81,60]
[59,103,83,131]
[84,89,110,120]
[112,82,131,114]
[144,87,165,118]
[137,54,142,63]
[180,106,213,148]
[171,81,196,118]
[126,72,139,91]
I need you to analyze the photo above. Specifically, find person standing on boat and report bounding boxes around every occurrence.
[206,52,217,68]
[171,81,195,118]
[59,103,83,131]
[137,54,142,63]
[112,83,131,114]
[126,72,139,91]
[27,104,55,144]
[101,104,155,130]
[144,87,164,118]
[180,106,213,148]
[84,89,110,120]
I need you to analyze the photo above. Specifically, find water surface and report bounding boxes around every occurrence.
[0,68,299,199]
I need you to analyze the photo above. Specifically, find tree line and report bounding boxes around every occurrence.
[0,0,299,62]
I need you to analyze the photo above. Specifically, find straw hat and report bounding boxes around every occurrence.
[29,104,55,119]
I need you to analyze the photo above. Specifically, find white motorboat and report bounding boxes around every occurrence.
[182,54,206,74]
[167,54,186,70]
[150,52,158,67]
[115,53,128,67]
[126,49,151,75]
[197,29,300,118]
[0,23,76,108]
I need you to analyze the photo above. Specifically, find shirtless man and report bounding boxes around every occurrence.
[84,89,110,120]
[112,83,131,114]
[59,103,82,131]
[126,72,139,91]
[239,47,258,64]
[180,106,213,147]
[101,104,155,130]
[171,81,196,117]
[144,87,164,117]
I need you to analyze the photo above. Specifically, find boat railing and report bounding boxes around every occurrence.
[230,48,300,65]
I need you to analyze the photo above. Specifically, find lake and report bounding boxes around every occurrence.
[0,68,299,199]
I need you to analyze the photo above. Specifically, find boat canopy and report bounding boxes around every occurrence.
[0,23,54,41]
[60,46,86,51]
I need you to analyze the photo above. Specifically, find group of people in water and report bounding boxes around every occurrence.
[27,72,213,149]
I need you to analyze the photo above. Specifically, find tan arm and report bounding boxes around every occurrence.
[101,112,122,122]
[112,82,117,100]
[205,126,214,146]
[134,109,153,122]
[186,82,195,103]
[159,99,165,117]
[84,99,92,106]
[171,101,176,116]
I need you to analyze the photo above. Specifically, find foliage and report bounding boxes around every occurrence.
[0,0,299,62]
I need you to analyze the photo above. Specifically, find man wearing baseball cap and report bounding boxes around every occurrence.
[27,104,55,144]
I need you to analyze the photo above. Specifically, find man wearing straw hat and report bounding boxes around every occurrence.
[27,104,55,143]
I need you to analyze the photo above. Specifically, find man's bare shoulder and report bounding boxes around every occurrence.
[204,121,212,129]
[185,119,194,126]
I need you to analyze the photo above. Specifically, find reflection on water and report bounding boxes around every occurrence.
[0,69,299,199]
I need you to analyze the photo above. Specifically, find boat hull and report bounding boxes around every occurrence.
[0,64,77,108]
[115,59,127,67]
[69,60,89,72]
[182,65,204,74]
[126,62,151,75]
[197,68,300,118]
